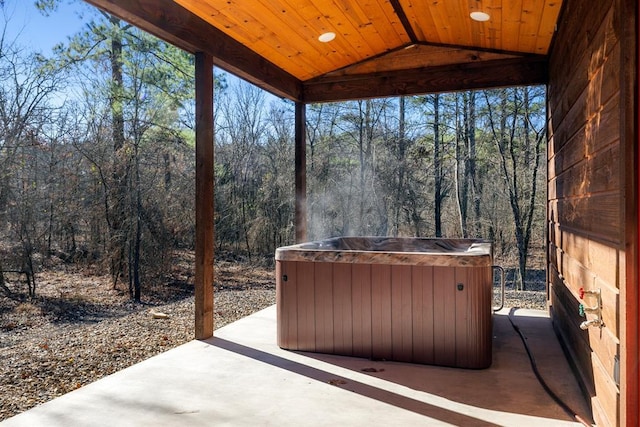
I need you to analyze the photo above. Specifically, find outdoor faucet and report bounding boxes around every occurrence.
[580,318,603,330]
[578,287,603,330]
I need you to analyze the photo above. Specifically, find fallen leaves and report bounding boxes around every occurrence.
[361,367,385,373]
[0,258,276,421]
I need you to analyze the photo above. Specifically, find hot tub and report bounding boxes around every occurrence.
[275,237,499,369]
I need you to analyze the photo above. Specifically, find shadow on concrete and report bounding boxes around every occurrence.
[210,336,501,427]
[210,309,592,425]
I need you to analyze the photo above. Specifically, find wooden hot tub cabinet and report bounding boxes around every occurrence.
[275,237,495,369]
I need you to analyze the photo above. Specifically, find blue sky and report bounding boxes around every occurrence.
[3,0,277,102]
[3,0,88,54]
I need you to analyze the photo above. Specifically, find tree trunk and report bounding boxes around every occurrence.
[467,91,481,237]
[108,16,128,289]
[132,139,142,302]
[456,92,469,237]
[394,96,407,236]
[433,94,442,237]
[0,260,13,298]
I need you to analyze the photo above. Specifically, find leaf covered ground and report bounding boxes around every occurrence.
[0,251,275,421]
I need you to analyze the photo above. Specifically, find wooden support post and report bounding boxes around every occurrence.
[295,102,307,243]
[195,52,214,339]
[622,0,639,423]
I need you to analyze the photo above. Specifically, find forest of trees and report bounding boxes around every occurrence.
[0,2,546,301]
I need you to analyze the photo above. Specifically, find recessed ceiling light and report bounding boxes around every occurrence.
[318,32,336,43]
[470,11,490,22]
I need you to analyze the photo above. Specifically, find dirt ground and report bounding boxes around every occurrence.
[0,251,276,421]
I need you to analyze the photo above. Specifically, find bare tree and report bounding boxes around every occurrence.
[338,99,391,235]
[0,5,63,297]
[484,87,545,289]
[215,79,268,256]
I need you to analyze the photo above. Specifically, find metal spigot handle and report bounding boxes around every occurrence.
[580,318,603,330]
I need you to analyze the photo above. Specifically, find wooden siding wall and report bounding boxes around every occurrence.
[547,0,636,425]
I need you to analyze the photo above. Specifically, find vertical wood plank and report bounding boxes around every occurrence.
[314,263,334,353]
[352,263,372,358]
[483,266,493,366]
[297,261,315,351]
[433,266,456,366]
[454,267,469,368]
[275,260,285,347]
[286,263,298,349]
[400,264,413,362]
[371,264,392,360]
[276,261,298,350]
[432,266,445,364]
[294,102,307,243]
[472,266,493,368]
[391,264,413,362]
[194,51,214,340]
[411,265,424,362]
[333,262,353,355]
[391,264,402,360]
[413,265,434,364]
[621,0,639,424]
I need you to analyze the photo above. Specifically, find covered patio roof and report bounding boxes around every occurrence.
[84,0,559,102]
[80,0,567,347]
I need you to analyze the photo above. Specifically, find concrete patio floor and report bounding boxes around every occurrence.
[2,305,593,426]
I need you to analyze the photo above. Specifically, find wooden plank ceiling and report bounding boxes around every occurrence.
[84,0,563,102]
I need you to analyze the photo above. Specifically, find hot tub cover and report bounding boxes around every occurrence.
[275,237,492,267]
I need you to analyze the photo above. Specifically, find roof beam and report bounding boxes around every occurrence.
[389,0,419,44]
[303,57,548,103]
[84,0,303,101]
